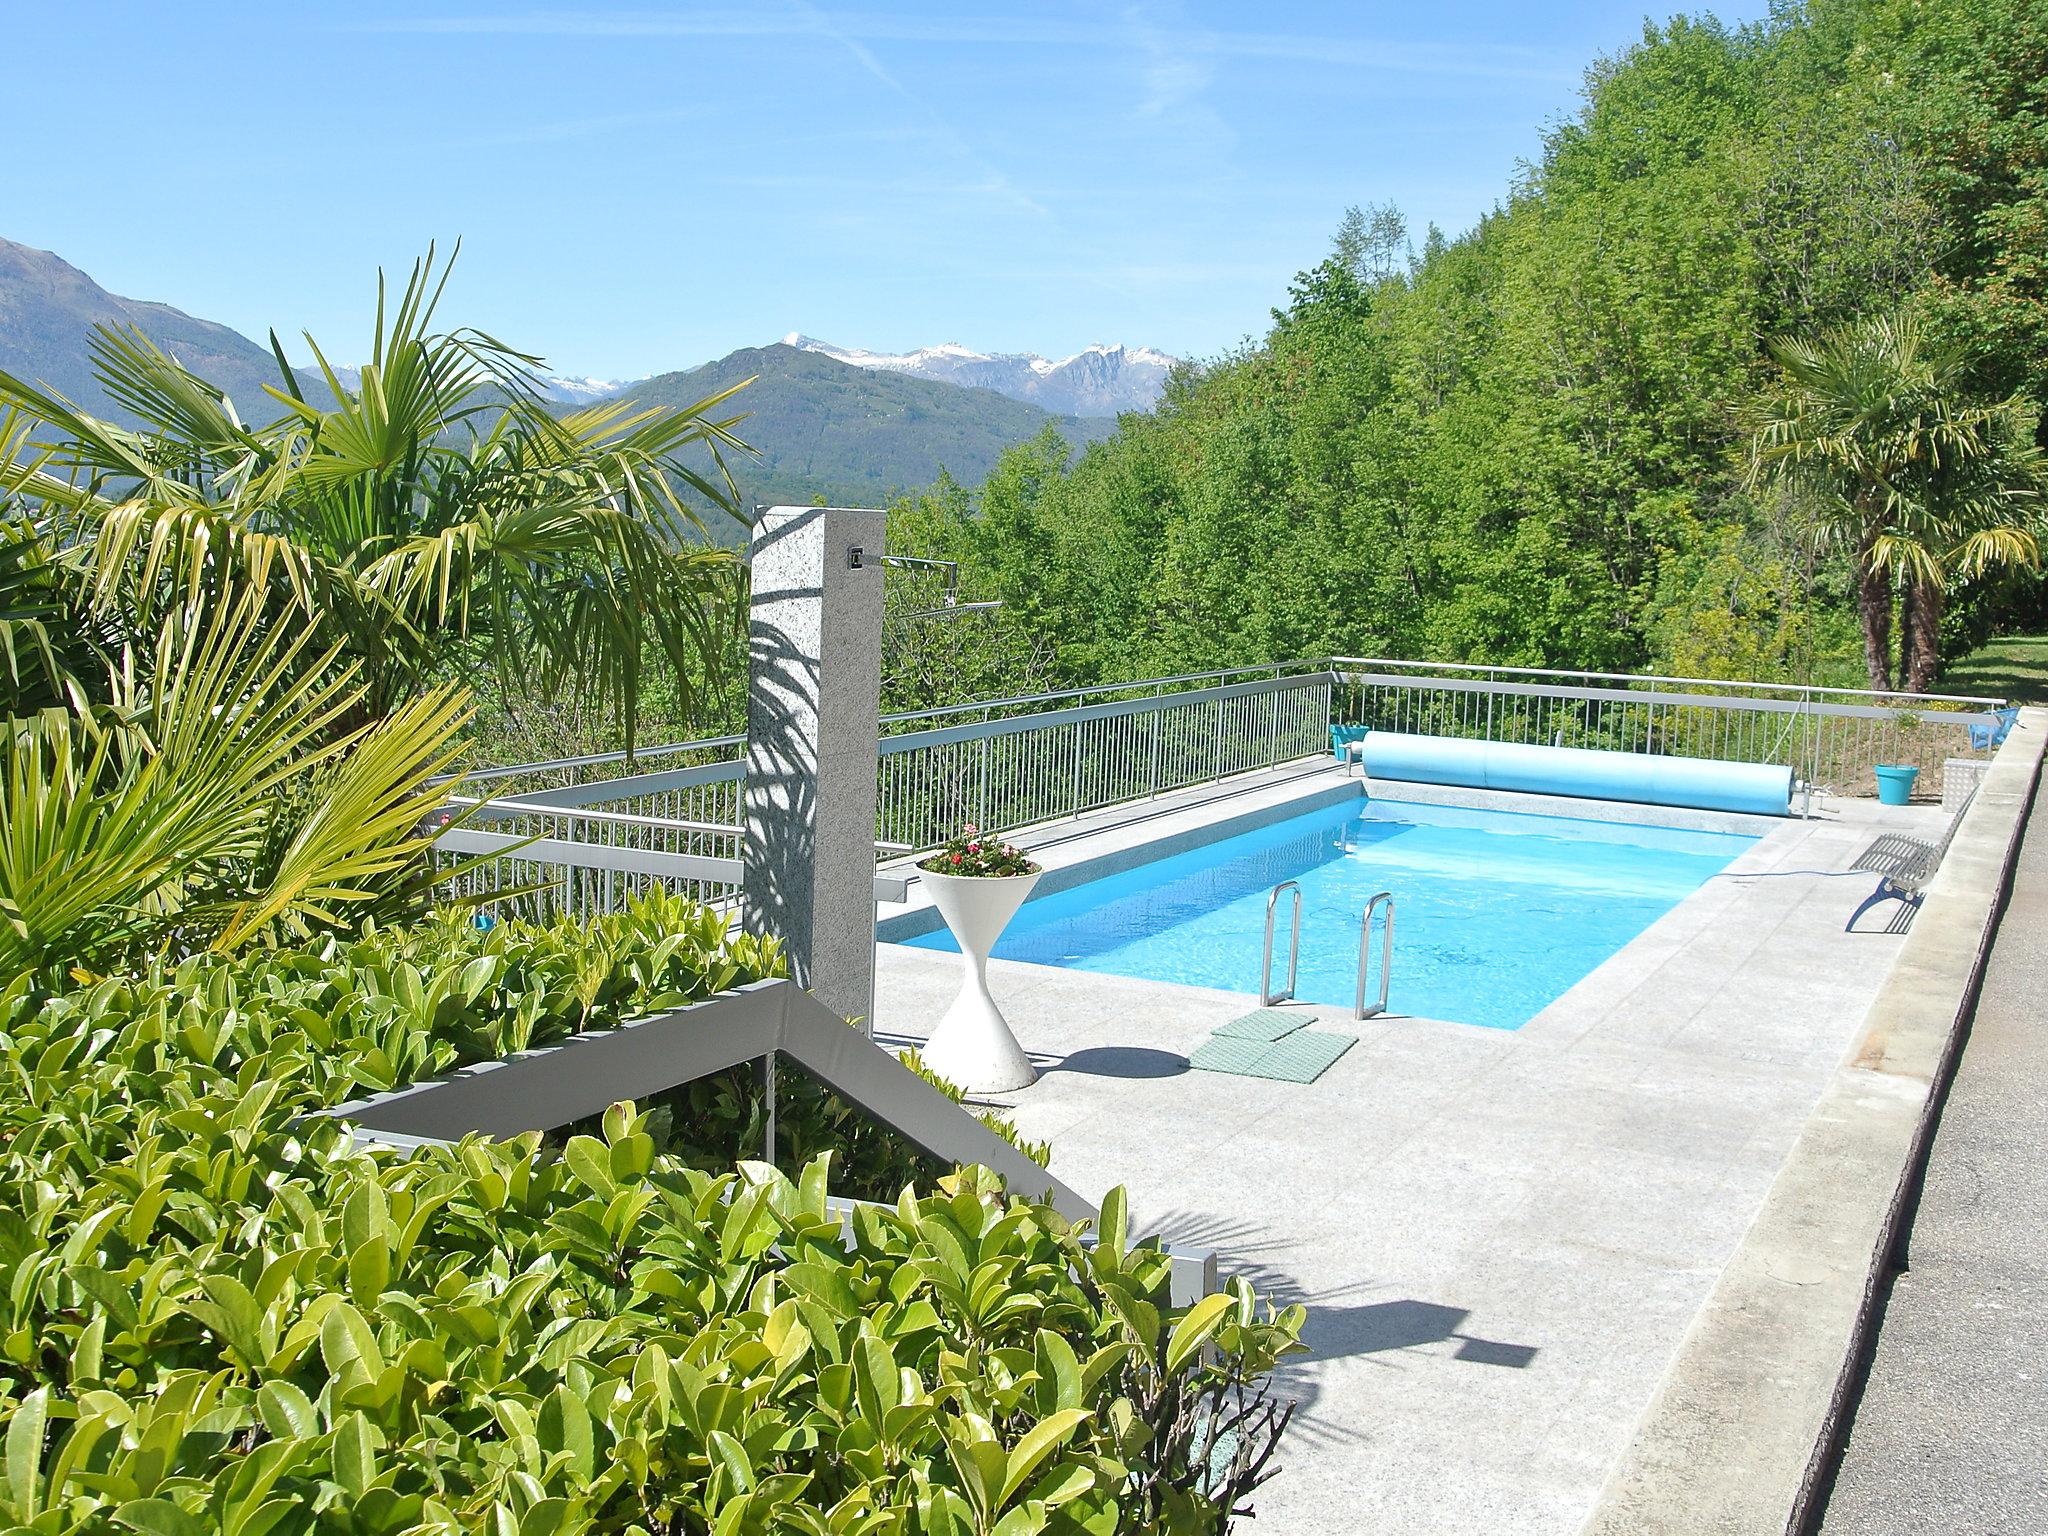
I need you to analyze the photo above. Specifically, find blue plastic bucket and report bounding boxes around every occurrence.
[1874,764,1920,806]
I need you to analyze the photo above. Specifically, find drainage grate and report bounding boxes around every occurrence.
[1189,1029,1356,1083]
[1211,1008,1312,1042]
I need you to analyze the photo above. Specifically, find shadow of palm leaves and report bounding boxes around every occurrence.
[1140,1207,1541,1450]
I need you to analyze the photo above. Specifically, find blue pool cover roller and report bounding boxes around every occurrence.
[1357,731,1793,816]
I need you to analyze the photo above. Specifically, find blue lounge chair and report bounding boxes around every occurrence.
[1967,706,2020,751]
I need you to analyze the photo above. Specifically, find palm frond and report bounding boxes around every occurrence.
[0,589,468,980]
[85,325,277,464]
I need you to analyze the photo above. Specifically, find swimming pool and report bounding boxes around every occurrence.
[902,796,1756,1029]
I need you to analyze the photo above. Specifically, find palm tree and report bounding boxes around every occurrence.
[0,248,755,741]
[0,582,471,982]
[1745,309,2044,692]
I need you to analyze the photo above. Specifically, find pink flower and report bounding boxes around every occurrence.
[967,842,980,852]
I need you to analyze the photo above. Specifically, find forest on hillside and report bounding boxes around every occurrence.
[883,0,2047,704]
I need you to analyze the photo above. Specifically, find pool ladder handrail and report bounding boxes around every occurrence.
[1260,880,1303,1006]
[1356,891,1395,1020]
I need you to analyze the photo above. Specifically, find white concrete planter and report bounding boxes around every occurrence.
[917,868,1042,1092]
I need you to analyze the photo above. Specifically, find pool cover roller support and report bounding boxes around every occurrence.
[1356,730,1794,817]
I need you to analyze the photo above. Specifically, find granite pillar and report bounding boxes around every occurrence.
[742,506,887,1028]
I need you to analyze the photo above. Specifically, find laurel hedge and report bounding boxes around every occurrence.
[0,894,1303,1533]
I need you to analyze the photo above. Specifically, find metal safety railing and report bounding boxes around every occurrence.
[1260,881,1304,1006]
[1355,892,1395,1020]
[1330,657,2004,800]
[875,665,1334,852]
[432,795,746,921]
[433,655,2012,925]
[436,663,1339,922]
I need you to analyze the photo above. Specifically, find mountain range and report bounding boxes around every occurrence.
[612,344,1117,526]
[0,236,288,419]
[0,235,1153,514]
[783,335,1175,416]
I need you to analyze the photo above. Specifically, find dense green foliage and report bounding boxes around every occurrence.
[890,0,2048,696]
[0,589,470,985]
[0,251,767,975]
[0,891,1300,1535]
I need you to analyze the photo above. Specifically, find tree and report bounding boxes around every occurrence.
[0,249,753,743]
[1331,202,1409,286]
[1746,309,2043,690]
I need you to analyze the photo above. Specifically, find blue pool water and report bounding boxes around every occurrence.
[904,797,1755,1029]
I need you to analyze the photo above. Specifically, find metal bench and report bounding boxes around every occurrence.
[1849,786,1977,927]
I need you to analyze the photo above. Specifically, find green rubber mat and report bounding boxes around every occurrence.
[1212,1007,1311,1042]
[1188,1029,1357,1083]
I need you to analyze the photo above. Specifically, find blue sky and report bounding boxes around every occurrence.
[13,2,1771,378]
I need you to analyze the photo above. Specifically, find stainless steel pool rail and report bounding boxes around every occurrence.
[1261,880,1304,1006]
[1356,891,1395,1020]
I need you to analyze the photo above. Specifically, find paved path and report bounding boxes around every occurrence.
[1818,789,2048,1533]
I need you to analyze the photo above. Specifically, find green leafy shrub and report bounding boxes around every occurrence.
[577,1047,1051,1208]
[0,891,1303,1533]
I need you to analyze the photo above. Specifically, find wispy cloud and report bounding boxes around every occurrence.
[357,9,1579,83]
[456,104,709,148]
[1121,0,1232,155]
[700,172,1047,200]
[781,0,1052,221]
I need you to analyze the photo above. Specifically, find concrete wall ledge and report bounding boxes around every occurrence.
[1579,707,2048,1536]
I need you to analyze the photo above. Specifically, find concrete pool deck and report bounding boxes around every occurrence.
[871,774,1955,1535]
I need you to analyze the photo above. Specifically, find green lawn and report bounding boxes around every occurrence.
[1942,634,2048,705]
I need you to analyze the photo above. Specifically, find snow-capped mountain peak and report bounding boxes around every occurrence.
[324,364,636,405]
[783,333,1176,417]
[538,373,636,404]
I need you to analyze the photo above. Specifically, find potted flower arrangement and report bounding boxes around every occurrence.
[916,824,1043,1092]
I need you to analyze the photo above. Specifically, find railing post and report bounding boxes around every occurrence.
[1070,719,1084,817]
[976,735,991,831]
[1147,702,1161,799]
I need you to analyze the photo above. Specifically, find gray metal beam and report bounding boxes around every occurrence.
[326,978,1093,1223]
[433,828,745,885]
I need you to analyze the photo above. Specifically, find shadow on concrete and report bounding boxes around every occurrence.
[1845,884,1919,935]
[1304,1297,1539,1370]
[1141,1208,1542,1449]
[1041,1045,1189,1080]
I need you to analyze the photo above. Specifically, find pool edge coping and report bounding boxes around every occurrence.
[1576,706,2048,1536]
